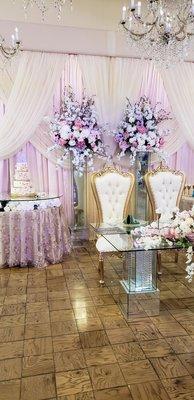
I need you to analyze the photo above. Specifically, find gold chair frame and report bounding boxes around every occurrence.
[144,164,186,273]
[91,166,135,283]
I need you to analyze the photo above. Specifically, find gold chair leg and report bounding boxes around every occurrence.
[157,251,162,275]
[174,250,178,263]
[98,253,104,285]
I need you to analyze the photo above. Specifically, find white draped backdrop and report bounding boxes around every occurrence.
[0,50,194,223]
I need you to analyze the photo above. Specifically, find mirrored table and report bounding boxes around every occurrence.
[91,222,182,318]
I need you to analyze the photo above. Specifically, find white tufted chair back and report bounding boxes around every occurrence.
[91,167,135,224]
[145,166,185,220]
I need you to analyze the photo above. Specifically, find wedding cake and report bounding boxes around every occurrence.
[11,162,36,198]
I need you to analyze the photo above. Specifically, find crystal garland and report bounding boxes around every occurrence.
[120,0,194,68]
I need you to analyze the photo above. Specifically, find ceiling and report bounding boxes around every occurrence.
[0,0,194,60]
[0,0,122,30]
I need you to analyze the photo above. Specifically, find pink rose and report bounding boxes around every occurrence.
[137,126,147,134]
[59,138,66,146]
[77,141,85,149]
[74,120,83,129]
[132,141,138,148]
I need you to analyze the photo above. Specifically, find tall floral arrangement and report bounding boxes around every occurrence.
[114,96,170,162]
[48,87,106,173]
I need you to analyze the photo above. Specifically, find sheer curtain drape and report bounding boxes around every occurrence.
[0,51,65,159]
[1,51,194,225]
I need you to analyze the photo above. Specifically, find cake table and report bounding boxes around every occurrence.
[0,195,71,268]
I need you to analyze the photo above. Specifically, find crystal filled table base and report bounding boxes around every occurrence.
[119,250,159,318]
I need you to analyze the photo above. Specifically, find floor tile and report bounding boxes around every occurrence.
[22,354,54,377]
[57,392,95,399]
[139,339,174,358]
[24,337,52,356]
[84,346,117,366]
[89,363,125,390]
[120,360,158,384]
[165,336,194,354]
[25,323,51,339]
[50,309,75,323]
[53,334,81,352]
[106,327,135,344]
[113,342,145,363]
[0,357,22,381]
[178,352,194,375]
[157,322,188,337]
[51,320,78,336]
[56,369,92,396]
[129,381,170,400]
[2,303,26,315]
[76,317,103,332]
[80,330,109,349]
[0,379,20,400]
[49,299,72,311]
[26,311,50,325]
[101,316,128,330]
[0,314,25,327]
[94,386,133,400]
[21,373,56,400]
[54,349,86,372]
[130,322,161,341]
[0,340,23,359]
[162,376,194,400]
[92,295,116,306]
[150,355,189,379]
[25,302,49,314]
[74,306,98,320]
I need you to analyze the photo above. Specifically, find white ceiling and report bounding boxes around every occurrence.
[0,0,122,30]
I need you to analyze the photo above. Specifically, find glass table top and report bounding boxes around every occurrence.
[101,233,182,252]
[90,220,148,235]
[0,194,62,202]
[90,222,183,253]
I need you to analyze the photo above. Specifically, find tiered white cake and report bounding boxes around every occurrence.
[11,162,36,198]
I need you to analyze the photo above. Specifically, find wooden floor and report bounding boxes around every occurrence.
[0,244,194,400]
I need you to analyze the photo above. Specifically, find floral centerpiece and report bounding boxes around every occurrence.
[132,207,194,282]
[48,87,106,173]
[114,96,170,163]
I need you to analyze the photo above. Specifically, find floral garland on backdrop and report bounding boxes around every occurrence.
[114,96,171,163]
[132,208,194,282]
[47,87,106,174]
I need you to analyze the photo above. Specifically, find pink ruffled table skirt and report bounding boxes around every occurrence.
[0,206,71,268]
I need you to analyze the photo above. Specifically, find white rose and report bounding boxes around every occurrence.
[69,140,76,146]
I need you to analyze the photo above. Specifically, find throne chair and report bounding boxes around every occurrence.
[144,164,185,272]
[91,166,135,283]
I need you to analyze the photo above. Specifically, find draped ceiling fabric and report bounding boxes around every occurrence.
[0,51,194,223]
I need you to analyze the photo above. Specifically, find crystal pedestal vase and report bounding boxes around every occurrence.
[133,152,151,221]
[119,250,159,318]
[70,160,89,245]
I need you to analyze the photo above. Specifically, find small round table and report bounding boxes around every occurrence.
[0,195,71,268]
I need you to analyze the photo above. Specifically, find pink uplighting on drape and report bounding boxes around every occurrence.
[0,53,194,218]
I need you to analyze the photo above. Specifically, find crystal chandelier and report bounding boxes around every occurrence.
[22,0,73,20]
[0,28,21,61]
[120,0,194,67]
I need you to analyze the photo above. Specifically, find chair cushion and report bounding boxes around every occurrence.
[95,172,133,224]
[149,171,183,214]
